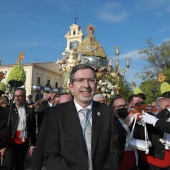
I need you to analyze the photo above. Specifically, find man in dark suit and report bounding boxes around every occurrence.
[0,106,9,158]
[37,92,54,132]
[2,88,36,170]
[111,95,137,170]
[31,93,73,170]
[44,64,120,170]
[25,95,34,107]
[139,98,170,169]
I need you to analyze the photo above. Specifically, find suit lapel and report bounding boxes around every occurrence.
[91,102,101,158]
[67,101,87,153]
[66,101,102,157]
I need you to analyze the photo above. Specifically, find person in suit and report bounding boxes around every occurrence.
[37,92,54,132]
[53,93,60,106]
[111,95,137,170]
[128,94,143,107]
[43,64,120,170]
[58,93,73,104]
[31,92,73,170]
[139,98,170,169]
[2,88,36,170]
[0,106,9,153]
[0,106,9,170]
[25,95,34,107]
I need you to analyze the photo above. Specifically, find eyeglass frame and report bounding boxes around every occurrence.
[113,104,128,109]
[14,95,24,98]
[71,78,97,84]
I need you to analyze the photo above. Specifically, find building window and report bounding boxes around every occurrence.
[55,82,58,88]
[46,80,50,87]
[73,30,76,35]
[37,77,41,86]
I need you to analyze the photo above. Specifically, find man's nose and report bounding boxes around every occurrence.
[83,79,90,87]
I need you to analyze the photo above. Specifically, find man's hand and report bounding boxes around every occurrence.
[125,113,134,126]
[0,148,6,159]
[29,147,35,156]
[140,111,158,126]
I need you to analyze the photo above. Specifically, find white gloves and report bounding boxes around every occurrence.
[140,111,158,126]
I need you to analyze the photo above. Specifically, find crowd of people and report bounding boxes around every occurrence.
[0,63,170,170]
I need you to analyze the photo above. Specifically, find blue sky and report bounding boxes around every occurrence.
[0,0,170,86]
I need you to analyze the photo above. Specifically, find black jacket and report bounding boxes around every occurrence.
[138,108,170,160]
[0,106,9,149]
[37,100,51,132]
[44,101,120,170]
[7,104,36,146]
[25,100,35,107]
[115,117,127,161]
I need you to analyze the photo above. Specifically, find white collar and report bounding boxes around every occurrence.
[15,105,25,109]
[74,99,93,112]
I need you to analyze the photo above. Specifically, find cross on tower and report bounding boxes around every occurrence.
[74,14,78,24]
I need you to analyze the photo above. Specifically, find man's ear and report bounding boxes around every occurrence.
[69,83,73,93]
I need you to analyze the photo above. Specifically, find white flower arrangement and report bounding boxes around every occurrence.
[96,72,117,102]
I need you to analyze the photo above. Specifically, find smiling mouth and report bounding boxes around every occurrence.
[81,91,91,93]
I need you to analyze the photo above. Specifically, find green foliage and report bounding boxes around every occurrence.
[160,82,170,95]
[0,82,6,92]
[139,79,161,104]
[162,68,170,84]
[7,64,26,87]
[137,39,170,102]
[138,39,170,81]
[119,76,133,101]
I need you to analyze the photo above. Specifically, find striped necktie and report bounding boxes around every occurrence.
[80,108,92,170]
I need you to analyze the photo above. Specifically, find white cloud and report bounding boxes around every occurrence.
[135,0,168,10]
[157,26,170,33]
[119,50,141,61]
[107,49,144,85]
[95,2,129,23]
[125,69,143,86]
[162,37,170,42]
[135,0,170,15]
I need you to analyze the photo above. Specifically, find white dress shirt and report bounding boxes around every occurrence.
[16,105,27,142]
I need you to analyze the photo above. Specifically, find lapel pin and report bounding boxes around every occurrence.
[97,112,100,116]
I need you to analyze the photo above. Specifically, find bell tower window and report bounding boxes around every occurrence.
[73,30,76,35]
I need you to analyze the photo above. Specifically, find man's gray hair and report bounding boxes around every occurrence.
[93,93,104,101]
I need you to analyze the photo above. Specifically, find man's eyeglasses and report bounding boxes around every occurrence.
[14,95,24,98]
[113,104,128,109]
[72,78,97,84]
